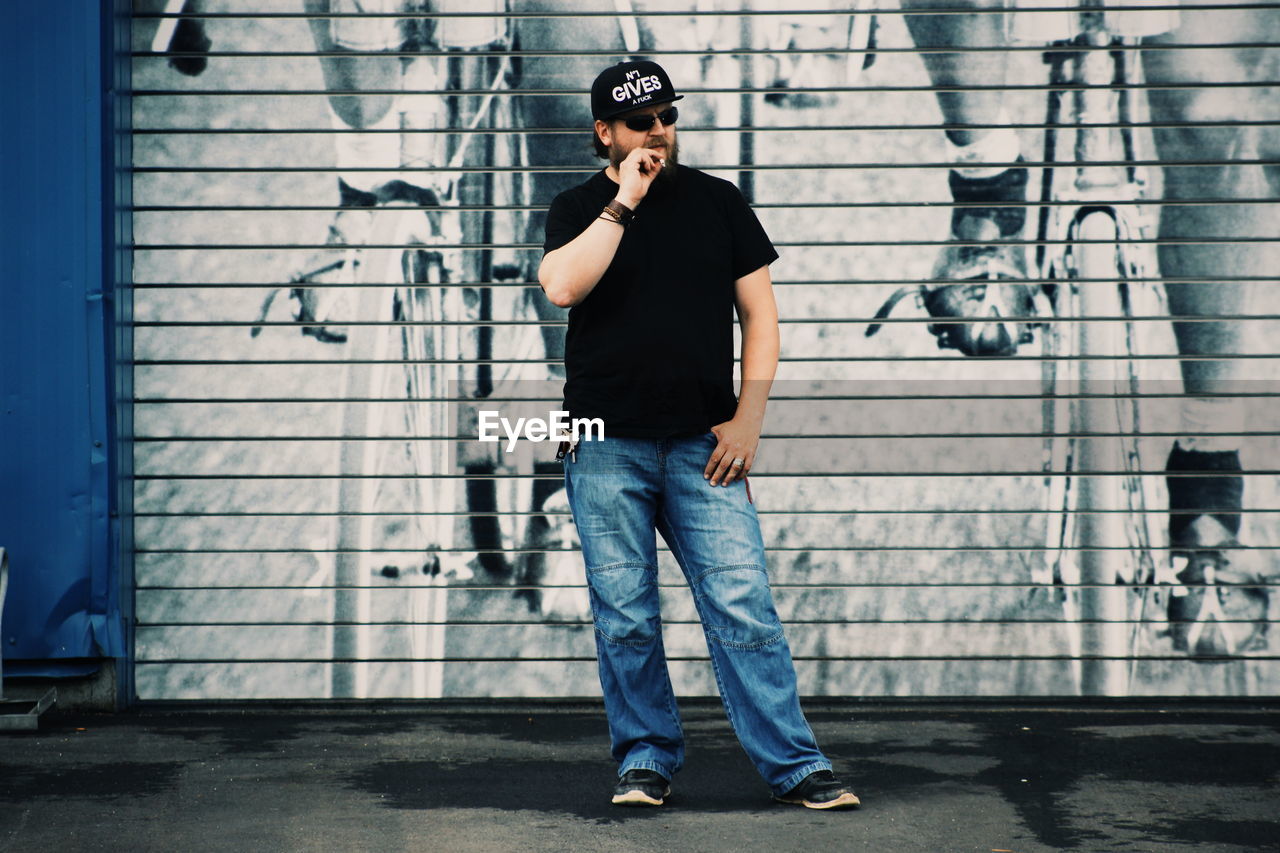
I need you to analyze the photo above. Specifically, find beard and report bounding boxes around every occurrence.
[609,138,679,181]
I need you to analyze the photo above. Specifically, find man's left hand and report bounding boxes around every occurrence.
[705,417,761,486]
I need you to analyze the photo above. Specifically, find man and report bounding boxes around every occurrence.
[538,60,859,810]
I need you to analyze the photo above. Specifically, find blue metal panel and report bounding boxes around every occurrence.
[0,1,122,672]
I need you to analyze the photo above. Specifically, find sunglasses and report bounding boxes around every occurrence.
[621,106,679,132]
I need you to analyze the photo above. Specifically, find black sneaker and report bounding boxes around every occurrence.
[775,770,861,810]
[611,769,670,807]
[932,165,1031,286]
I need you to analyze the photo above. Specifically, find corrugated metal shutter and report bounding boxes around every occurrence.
[129,0,1280,700]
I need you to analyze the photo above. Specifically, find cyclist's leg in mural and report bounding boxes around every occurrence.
[1143,5,1280,656]
[896,0,1275,657]
[510,0,734,618]
[295,0,434,341]
[901,0,1031,323]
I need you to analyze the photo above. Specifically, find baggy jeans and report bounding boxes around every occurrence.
[563,431,831,795]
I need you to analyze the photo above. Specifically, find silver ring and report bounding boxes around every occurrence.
[731,458,745,468]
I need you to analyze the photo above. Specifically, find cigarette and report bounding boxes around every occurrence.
[660,159,666,166]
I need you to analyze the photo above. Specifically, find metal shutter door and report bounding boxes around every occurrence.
[129,0,1280,700]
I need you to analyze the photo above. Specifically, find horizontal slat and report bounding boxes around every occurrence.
[126,433,1275,456]
[123,551,1255,589]
[127,198,1280,211]
[129,81,1280,96]
[135,657,1266,701]
[136,41,1280,58]
[130,507,1279,517]
[128,432,1277,441]
[129,386,1280,402]
[127,355,1280,367]
[130,542,1280,551]
[126,385,1280,398]
[129,504,1276,550]
[131,586,1043,624]
[133,581,1278,597]
[123,485,1259,513]
[127,42,1280,58]
[128,472,1276,518]
[125,240,1280,251]
[132,653,1280,663]
[127,471,1280,481]
[132,622,1279,663]
[133,617,1274,627]
[133,585,1268,627]
[124,276,1280,286]
[127,158,1280,171]
[127,386,1269,399]
[127,314,1279,325]
[128,120,1280,135]
[128,5,1280,20]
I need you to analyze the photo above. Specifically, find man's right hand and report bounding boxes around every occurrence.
[539,146,665,308]
[615,147,666,209]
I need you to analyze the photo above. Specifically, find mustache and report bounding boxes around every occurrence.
[608,140,678,172]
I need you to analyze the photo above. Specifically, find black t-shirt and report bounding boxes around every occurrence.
[542,165,778,437]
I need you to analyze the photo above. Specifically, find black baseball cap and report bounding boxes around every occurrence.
[590,60,683,121]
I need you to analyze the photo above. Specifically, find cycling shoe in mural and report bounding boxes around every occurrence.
[1165,447,1268,659]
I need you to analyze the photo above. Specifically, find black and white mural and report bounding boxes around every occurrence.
[131,0,1279,699]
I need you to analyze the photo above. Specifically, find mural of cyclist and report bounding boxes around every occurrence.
[889,0,1278,658]
[280,1,742,618]
[143,1,1274,696]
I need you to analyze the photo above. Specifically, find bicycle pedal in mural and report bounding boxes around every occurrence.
[863,166,1045,358]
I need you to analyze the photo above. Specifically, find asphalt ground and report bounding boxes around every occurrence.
[1,702,1277,852]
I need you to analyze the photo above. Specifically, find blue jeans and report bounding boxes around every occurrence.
[563,431,831,795]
